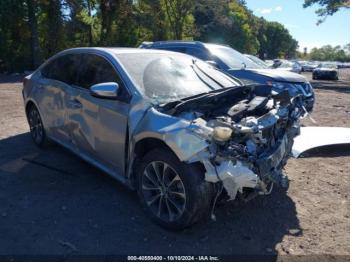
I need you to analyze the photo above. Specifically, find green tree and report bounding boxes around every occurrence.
[163,0,194,39]
[0,0,31,72]
[193,0,259,53]
[309,45,350,61]
[26,0,41,68]
[0,0,301,72]
[258,21,298,59]
[303,0,350,23]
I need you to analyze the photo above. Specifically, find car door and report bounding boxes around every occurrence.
[36,54,80,144]
[67,53,131,177]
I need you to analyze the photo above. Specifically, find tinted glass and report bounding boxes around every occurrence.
[41,54,80,85]
[157,47,187,54]
[186,48,210,61]
[116,52,240,104]
[206,44,261,69]
[319,63,337,69]
[77,54,121,87]
[245,54,269,69]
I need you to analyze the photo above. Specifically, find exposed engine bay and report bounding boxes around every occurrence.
[159,84,305,201]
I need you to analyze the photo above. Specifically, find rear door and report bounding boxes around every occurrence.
[67,53,131,177]
[36,54,81,144]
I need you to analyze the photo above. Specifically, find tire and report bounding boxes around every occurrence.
[136,148,213,230]
[27,104,48,147]
[312,74,317,80]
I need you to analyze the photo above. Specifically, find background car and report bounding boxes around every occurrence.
[301,61,319,72]
[244,54,270,68]
[140,41,314,112]
[272,59,302,74]
[312,62,339,80]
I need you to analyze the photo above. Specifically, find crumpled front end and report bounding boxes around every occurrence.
[157,85,305,201]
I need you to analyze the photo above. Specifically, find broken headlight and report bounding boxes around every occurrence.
[267,81,313,98]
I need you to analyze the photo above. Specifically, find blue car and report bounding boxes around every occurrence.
[140,41,314,112]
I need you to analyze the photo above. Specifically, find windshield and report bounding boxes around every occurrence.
[279,61,294,68]
[116,52,240,103]
[245,54,269,69]
[205,44,263,69]
[319,63,337,69]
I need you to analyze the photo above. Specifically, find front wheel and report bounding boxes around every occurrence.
[136,149,213,230]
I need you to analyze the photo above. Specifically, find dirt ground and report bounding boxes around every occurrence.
[0,70,349,258]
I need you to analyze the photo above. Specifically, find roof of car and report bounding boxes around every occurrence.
[142,41,205,47]
[62,47,182,55]
[141,41,230,49]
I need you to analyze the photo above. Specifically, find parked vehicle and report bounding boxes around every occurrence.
[337,62,350,69]
[23,48,307,229]
[244,54,270,68]
[301,61,319,72]
[272,59,302,74]
[140,41,314,112]
[265,60,274,67]
[312,62,339,80]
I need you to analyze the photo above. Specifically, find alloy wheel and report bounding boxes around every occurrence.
[141,161,186,222]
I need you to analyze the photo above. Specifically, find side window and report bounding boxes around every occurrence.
[77,54,128,97]
[186,48,210,61]
[41,54,80,85]
[157,47,187,54]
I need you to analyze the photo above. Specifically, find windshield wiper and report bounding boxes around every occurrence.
[192,59,226,88]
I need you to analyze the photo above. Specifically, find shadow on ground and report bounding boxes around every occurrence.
[0,133,301,255]
[311,79,350,94]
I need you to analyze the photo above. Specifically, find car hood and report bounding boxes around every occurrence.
[245,68,306,83]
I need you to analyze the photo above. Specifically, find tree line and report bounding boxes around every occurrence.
[0,0,300,73]
[299,44,350,62]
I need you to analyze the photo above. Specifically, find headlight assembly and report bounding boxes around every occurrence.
[267,81,313,97]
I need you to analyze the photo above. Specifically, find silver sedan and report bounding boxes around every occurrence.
[23,48,305,229]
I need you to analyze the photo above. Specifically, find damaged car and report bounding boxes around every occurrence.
[23,48,307,229]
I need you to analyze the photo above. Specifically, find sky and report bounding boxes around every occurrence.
[245,0,350,52]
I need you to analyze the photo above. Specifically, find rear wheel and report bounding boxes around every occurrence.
[136,149,213,230]
[27,105,48,147]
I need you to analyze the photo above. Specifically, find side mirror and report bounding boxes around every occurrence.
[90,82,119,99]
[206,60,219,68]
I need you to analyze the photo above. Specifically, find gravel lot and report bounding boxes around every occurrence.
[0,70,349,257]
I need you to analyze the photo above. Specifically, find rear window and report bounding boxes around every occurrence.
[41,54,80,85]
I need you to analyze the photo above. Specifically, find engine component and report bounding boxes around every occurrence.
[212,127,233,142]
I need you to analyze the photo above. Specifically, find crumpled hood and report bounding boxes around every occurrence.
[227,68,307,83]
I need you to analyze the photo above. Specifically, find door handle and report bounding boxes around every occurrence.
[69,99,82,109]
